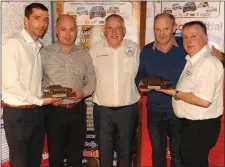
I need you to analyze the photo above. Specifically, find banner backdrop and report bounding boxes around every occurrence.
[1,2,141,167]
[141,1,224,167]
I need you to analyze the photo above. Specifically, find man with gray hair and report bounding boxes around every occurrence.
[89,14,140,167]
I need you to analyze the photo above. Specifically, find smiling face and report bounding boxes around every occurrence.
[56,15,78,48]
[24,8,49,40]
[103,16,126,48]
[182,24,208,56]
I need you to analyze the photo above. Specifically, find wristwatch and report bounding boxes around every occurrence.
[174,90,180,100]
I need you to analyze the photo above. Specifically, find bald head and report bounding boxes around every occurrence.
[55,14,78,48]
[154,13,175,27]
[56,14,77,27]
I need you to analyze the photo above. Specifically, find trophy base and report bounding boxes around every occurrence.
[139,85,172,90]
[43,93,76,98]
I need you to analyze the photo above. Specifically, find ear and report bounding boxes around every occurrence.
[123,27,126,37]
[172,23,177,34]
[103,27,107,37]
[24,16,28,25]
[204,35,208,44]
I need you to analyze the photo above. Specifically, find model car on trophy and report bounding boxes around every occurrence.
[139,76,172,89]
[43,85,75,98]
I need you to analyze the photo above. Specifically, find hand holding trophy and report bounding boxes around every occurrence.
[43,85,76,98]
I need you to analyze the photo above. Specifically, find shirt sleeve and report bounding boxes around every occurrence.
[2,39,43,106]
[82,52,96,97]
[193,59,222,103]
[222,52,225,68]
[133,45,141,78]
[135,48,148,87]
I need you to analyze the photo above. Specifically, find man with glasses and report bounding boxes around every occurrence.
[89,14,140,167]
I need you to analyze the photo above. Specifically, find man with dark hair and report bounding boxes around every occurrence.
[25,3,48,18]
[41,14,96,167]
[2,3,57,167]
[136,13,224,167]
[89,14,140,167]
[157,20,223,167]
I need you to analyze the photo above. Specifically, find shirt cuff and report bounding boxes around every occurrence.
[194,92,212,103]
[28,96,44,106]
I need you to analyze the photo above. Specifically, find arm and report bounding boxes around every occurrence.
[82,52,96,97]
[2,39,43,106]
[135,49,148,86]
[156,89,211,108]
[211,45,225,68]
[157,59,222,108]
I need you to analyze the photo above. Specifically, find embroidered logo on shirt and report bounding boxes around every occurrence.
[186,70,193,76]
[125,46,134,57]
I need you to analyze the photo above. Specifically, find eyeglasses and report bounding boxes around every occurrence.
[106,27,123,32]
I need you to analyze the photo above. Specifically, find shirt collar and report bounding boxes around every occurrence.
[103,39,126,48]
[185,45,210,65]
[152,37,179,51]
[21,29,43,50]
[54,41,77,53]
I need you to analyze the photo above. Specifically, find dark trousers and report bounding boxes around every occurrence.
[180,117,221,167]
[45,101,86,167]
[147,111,181,167]
[3,106,45,167]
[93,103,138,167]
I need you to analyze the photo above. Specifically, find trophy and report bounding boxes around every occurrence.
[43,85,75,98]
[139,76,172,89]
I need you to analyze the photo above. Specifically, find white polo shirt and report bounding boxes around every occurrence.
[172,45,224,120]
[2,29,44,106]
[89,39,141,107]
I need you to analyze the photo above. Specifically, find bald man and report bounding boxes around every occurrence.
[41,15,96,167]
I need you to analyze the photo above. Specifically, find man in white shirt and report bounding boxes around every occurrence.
[2,3,57,167]
[156,21,224,167]
[89,14,140,167]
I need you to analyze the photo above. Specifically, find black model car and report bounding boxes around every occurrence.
[89,6,106,19]
[183,2,197,13]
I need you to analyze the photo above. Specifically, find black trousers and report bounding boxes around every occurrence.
[3,106,45,167]
[46,101,86,167]
[180,116,221,167]
[93,103,138,167]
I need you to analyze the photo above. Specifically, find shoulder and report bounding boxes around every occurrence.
[199,52,223,73]
[142,42,154,51]
[140,42,154,56]
[41,43,57,53]
[73,45,92,60]
[89,42,103,54]
[124,39,139,49]
[3,32,24,47]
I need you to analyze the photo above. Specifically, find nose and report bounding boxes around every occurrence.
[111,28,118,34]
[159,30,165,37]
[66,30,72,37]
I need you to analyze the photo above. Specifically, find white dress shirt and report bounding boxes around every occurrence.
[89,39,141,107]
[2,29,44,106]
[172,45,224,120]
